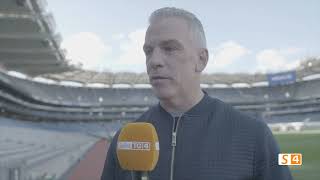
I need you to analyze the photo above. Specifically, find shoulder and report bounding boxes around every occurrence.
[207,96,270,137]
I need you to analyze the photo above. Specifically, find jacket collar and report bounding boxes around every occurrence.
[157,90,213,117]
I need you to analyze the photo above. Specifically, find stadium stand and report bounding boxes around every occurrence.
[0,117,98,180]
[0,0,76,75]
[1,70,320,124]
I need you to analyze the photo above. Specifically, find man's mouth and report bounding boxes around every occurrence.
[151,76,169,80]
[150,76,171,83]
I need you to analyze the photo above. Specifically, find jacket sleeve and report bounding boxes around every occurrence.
[100,132,119,180]
[254,120,293,180]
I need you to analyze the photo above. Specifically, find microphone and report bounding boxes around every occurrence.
[116,122,159,180]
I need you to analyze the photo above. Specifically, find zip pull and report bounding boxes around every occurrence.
[172,132,177,146]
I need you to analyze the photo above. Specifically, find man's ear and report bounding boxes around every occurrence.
[195,48,209,73]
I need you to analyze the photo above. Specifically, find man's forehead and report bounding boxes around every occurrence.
[145,17,191,45]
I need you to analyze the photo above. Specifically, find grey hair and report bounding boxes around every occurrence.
[149,7,207,48]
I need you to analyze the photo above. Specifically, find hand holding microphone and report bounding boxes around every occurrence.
[116,122,159,180]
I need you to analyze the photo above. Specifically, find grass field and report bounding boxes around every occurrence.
[275,132,320,180]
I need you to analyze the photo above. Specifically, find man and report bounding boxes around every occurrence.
[101,7,292,180]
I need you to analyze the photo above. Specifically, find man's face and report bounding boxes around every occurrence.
[144,17,198,100]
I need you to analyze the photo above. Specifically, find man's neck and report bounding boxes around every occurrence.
[159,89,204,113]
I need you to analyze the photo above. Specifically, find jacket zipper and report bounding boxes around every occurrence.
[170,115,183,180]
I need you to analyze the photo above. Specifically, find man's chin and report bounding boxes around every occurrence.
[152,88,175,100]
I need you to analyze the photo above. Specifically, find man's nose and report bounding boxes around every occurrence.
[148,47,164,69]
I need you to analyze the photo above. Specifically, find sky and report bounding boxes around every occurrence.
[46,0,320,74]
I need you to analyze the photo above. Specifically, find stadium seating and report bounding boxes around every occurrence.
[0,117,119,179]
[1,71,320,122]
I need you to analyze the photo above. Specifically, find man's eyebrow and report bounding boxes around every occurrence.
[143,39,183,50]
[159,39,183,48]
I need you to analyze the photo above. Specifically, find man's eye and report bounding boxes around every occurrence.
[163,46,175,52]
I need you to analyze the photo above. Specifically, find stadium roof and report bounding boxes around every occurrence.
[1,0,320,85]
[0,0,76,76]
[42,58,320,85]
[42,70,268,85]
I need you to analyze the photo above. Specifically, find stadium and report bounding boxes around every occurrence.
[0,0,319,180]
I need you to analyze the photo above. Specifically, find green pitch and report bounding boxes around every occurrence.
[275,132,320,180]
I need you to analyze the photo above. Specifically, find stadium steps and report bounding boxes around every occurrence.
[25,140,97,179]
[0,146,62,167]
[0,141,33,151]
[25,137,97,168]
[0,144,44,157]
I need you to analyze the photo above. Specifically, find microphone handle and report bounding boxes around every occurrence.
[141,172,148,180]
[131,171,149,180]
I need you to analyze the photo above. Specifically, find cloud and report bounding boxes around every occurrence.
[61,32,112,71]
[279,47,303,55]
[204,41,251,73]
[112,28,147,72]
[256,48,301,73]
[61,29,147,73]
[61,31,304,75]
[112,33,125,40]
